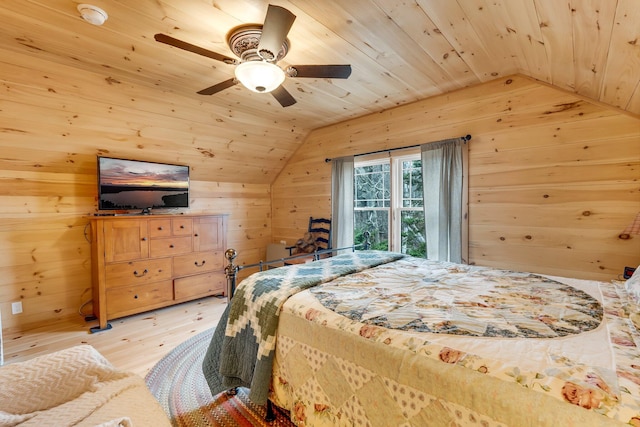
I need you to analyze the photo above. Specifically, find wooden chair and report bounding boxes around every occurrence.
[285,217,332,264]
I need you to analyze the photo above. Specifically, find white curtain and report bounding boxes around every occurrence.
[331,156,354,251]
[421,138,468,263]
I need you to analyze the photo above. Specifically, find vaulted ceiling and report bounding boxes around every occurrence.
[1,1,638,183]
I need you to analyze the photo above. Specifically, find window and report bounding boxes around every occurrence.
[354,152,425,257]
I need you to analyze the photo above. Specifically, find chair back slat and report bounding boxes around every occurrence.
[308,217,331,250]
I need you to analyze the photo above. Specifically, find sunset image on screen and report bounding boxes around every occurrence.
[98,157,189,210]
[99,157,188,188]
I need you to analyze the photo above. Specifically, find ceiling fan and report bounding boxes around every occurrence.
[154,4,352,107]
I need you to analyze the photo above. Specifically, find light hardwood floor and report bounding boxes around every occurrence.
[3,296,228,378]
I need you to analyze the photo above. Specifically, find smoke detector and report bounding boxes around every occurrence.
[77,4,108,26]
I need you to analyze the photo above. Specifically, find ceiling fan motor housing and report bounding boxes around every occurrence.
[226,24,289,63]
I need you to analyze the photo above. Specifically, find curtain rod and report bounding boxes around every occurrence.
[324,134,471,163]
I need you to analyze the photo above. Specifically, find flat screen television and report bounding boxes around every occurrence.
[97,156,189,212]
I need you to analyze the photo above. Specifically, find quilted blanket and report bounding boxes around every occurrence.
[0,345,170,427]
[311,258,603,338]
[271,258,640,426]
[202,250,405,405]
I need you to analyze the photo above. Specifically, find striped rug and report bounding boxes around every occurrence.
[145,328,294,427]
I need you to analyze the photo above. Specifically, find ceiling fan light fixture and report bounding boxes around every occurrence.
[234,61,285,93]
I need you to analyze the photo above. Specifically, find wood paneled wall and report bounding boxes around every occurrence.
[0,55,275,334]
[272,75,640,281]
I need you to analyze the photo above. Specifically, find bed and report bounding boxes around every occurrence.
[202,250,640,426]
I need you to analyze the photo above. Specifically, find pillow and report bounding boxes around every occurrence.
[625,266,640,305]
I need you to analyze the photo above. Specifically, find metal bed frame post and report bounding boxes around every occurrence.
[224,248,238,300]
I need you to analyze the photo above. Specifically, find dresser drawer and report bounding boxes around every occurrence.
[149,236,192,258]
[172,218,193,236]
[173,251,223,276]
[105,258,172,288]
[148,219,172,238]
[174,272,225,300]
[106,280,173,318]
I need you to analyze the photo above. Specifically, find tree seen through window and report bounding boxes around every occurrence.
[354,155,425,257]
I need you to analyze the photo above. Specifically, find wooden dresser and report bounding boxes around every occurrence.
[89,213,228,332]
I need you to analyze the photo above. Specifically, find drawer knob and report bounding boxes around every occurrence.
[158,226,163,230]
[133,269,148,277]
[180,225,185,229]
[194,260,206,267]
[194,233,199,237]
[141,237,147,241]
[169,244,175,248]
[134,294,138,299]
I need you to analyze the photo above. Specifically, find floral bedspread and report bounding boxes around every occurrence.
[271,257,640,426]
[310,259,602,338]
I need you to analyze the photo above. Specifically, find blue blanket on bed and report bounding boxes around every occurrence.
[202,250,404,405]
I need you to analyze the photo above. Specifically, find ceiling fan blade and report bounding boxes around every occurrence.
[288,65,352,79]
[257,5,296,61]
[197,78,238,95]
[271,85,297,107]
[154,33,237,64]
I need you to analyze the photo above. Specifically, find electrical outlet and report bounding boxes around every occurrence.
[11,301,23,315]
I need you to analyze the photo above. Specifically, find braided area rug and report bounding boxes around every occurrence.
[145,328,294,427]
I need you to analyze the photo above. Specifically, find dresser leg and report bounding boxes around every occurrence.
[89,323,113,333]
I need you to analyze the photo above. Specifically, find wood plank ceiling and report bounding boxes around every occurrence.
[0,0,638,183]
